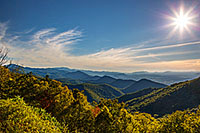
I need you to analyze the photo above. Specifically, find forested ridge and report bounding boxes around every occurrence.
[67,83,123,102]
[1,66,200,132]
[118,77,200,116]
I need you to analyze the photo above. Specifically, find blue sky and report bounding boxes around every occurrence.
[0,0,200,72]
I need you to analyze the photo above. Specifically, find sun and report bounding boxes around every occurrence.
[173,10,190,29]
[166,5,197,37]
[170,7,193,32]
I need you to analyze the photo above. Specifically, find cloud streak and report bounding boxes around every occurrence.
[1,22,200,72]
[130,41,200,52]
[0,22,8,42]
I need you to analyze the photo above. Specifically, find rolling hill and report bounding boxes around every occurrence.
[109,79,136,89]
[62,71,93,80]
[118,77,200,116]
[118,87,159,103]
[2,63,200,132]
[90,76,116,84]
[67,83,124,102]
[122,79,166,93]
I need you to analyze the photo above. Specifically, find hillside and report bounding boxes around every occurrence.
[55,78,85,84]
[67,83,124,102]
[89,76,136,89]
[109,79,136,89]
[118,87,159,103]
[90,76,116,84]
[7,64,168,102]
[122,79,166,93]
[119,77,200,116]
[1,66,200,132]
[62,71,93,80]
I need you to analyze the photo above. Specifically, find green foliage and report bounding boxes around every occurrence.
[1,66,200,132]
[157,108,200,132]
[94,99,132,132]
[57,89,94,132]
[119,77,200,116]
[129,112,159,132]
[118,87,158,103]
[0,97,63,132]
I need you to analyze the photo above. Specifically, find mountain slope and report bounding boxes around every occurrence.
[109,79,136,89]
[67,83,124,102]
[117,87,159,103]
[122,79,166,93]
[90,76,116,84]
[55,78,85,84]
[63,71,93,80]
[120,77,200,116]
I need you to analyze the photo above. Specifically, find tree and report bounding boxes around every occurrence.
[0,97,64,132]
[0,46,8,66]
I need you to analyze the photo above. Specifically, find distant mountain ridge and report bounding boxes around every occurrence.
[89,76,116,84]
[7,64,200,85]
[110,79,136,89]
[122,79,166,93]
[62,71,92,80]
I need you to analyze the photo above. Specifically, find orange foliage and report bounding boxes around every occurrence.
[92,106,101,117]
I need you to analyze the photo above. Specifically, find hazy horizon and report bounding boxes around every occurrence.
[8,64,200,74]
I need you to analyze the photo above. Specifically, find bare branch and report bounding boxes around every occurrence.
[0,47,9,66]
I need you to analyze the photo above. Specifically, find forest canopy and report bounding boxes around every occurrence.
[1,66,200,132]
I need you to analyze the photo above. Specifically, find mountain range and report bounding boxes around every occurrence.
[7,64,200,85]
[5,64,200,117]
[59,77,166,102]
[7,64,167,102]
[122,79,166,93]
[2,64,200,132]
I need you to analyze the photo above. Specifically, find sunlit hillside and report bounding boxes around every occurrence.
[1,66,200,132]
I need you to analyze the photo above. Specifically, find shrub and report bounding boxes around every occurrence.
[0,97,65,132]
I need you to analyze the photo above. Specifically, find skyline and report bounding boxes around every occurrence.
[0,0,200,72]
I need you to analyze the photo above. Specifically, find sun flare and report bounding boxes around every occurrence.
[166,5,197,37]
[173,12,189,29]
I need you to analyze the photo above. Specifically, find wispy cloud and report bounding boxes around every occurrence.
[131,50,199,59]
[1,22,200,72]
[130,41,200,52]
[0,22,8,41]
[0,22,82,67]
[33,28,55,41]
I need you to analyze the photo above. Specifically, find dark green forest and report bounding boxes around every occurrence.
[118,77,200,116]
[1,66,200,132]
[67,83,123,102]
